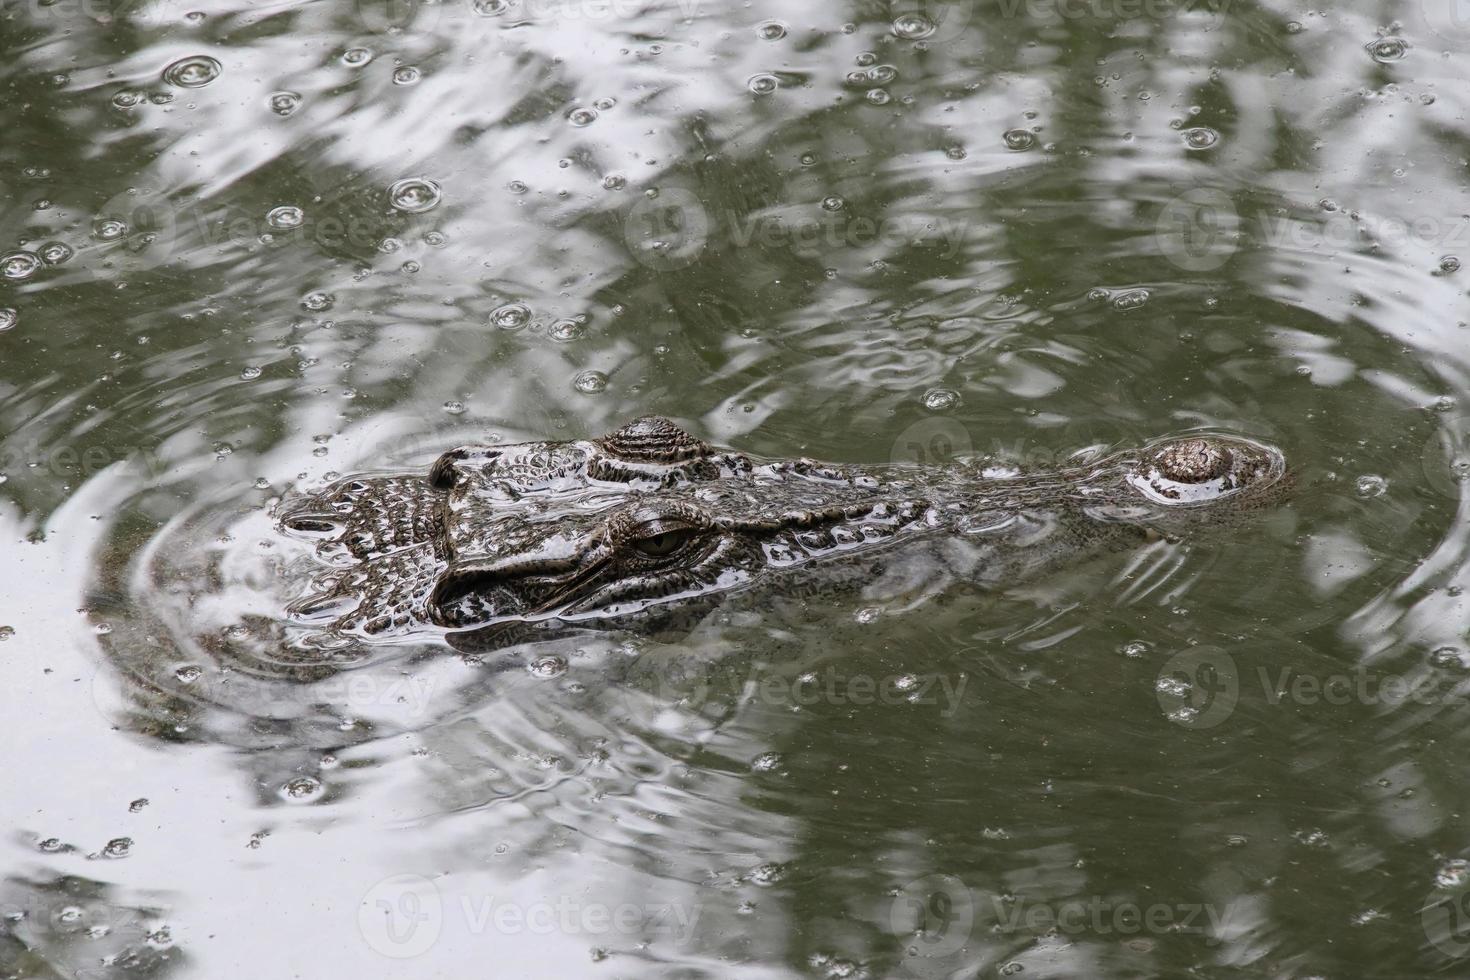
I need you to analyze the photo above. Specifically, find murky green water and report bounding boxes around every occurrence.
[4,0,1470,976]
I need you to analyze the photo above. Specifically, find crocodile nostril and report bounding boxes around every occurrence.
[1154,439,1230,484]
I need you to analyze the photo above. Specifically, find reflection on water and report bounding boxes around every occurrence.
[5,0,1470,975]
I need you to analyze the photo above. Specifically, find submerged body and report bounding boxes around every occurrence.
[279,417,1290,649]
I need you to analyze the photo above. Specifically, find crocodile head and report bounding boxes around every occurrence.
[280,416,1290,646]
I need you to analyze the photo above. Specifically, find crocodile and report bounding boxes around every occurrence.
[278,416,1291,650]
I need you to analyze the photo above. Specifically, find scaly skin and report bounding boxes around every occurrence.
[278,416,1291,649]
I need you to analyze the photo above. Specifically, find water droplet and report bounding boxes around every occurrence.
[240,366,261,381]
[567,106,598,126]
[268,91,301,115]
[757,21,786,39]
[162,55,221,87]
[528,656,567,677]
[1355,474,1388,498]
[1441,255,1461,273]
[342,47,372,66]
[490,303,531,329]
[1367,37,1408,63]
[2,252,41,280]
[573,370,608,394]
[1003,129,1036,151]
[93,219,128,241]
[922,388,960,411]
[388,177,442,214]
[443,400,465,415]
[748,74,779,95]
[39,242,72,265]
[279,776,324,803]
[101,837,132,858]
[891,13,936,39]
[1182,126,1219,149]
[549,318,584,342]
[267,205,304,229]
[301,291,334,312]
[392,66,421,85]
[751,752,782,772]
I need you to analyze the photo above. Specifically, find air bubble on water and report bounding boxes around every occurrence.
[1119,641,1149,658]
[799,152,817,165]
[549,319,584,342]
[39,242,72,265]
[2,252,41,280]
[945,145,967,160]
[528,656,567,677]
[301,291,334,312]
[174,665,202,683]
[0,627,13,640]
[443,401,465,415]
[868,65,898,85]
[1436,859,1470,889]
[748,74,779,95]
[892,674,919,692]
[1440,256,1460,273]
[820,195,845,211]
[473,0,509,13]
[388,177,442,214]
[757,21,786,39]
[94,219,128,241]
[751,752,782,772]
[1430,647,1468,671]
[213,442,233,459]
[567,106,598,126]
[1434,396,1456,412]
[1111,288,1150,311]
[1285,20,1303,33]
[601,173,626,190]
[1366,37,1407,63]
[593,97,616,110]
[113,90,142,109]
[392,66,422,85]
[855,606,881,624]
[891,13,936,39]
[266,205,304,229]
[1354,475,1388,498]
[866,89,891,105]
[490,303,531,329]
[424,231,447,247]
[507,180,528,194]
[1182,126,1219,149]
[342,47,372,66]
[1003,129,1036,151]
[0,309,17,332]
[162,55,221,87]
[573,370,608,394]
[100,837,132,858]
[279,776,324,803]
[240,366,261,381]
[922,388,959,412]
[269,91,301,115]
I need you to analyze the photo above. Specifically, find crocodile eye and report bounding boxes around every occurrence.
[631,528,697,558]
